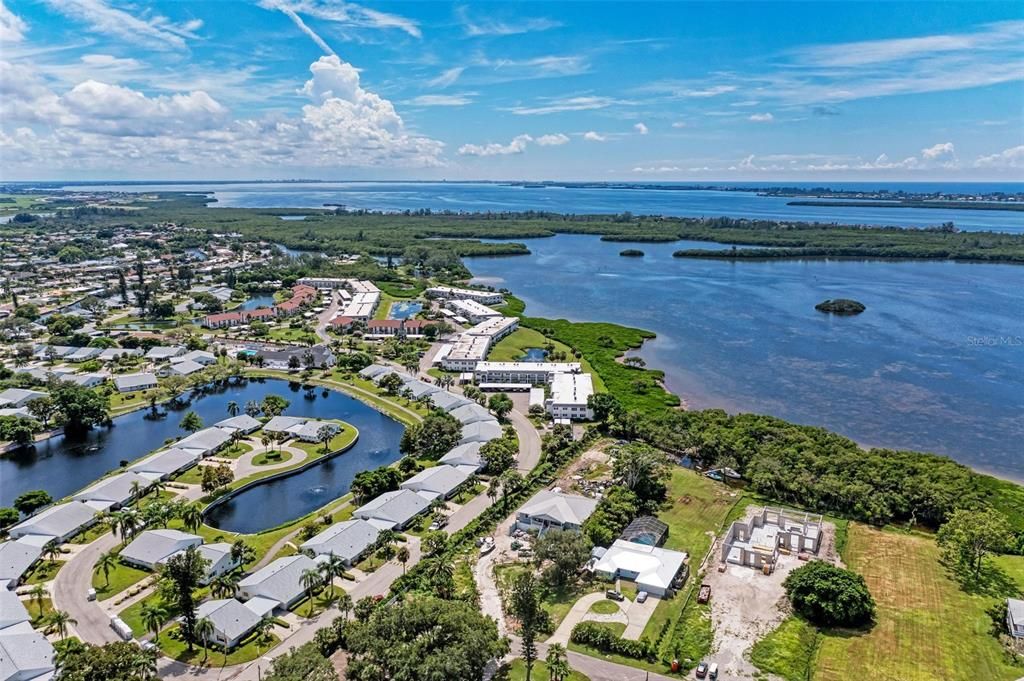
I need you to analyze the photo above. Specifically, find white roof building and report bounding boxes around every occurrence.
[237,554,320,610]
[353,489,430,531]
[8,502,99,543]
[176,427,232,455]
[196,543,239,583]
[300,519,381,567]
[0,389,47,409]
[145,346,185,360]
[400,465,471,501]
[72,472,152,510]
[546,372,595,421]
[214,414,261,434]
[119,530,203,571]
[516,490,599,534]
[161,359,205,377]
[113,372,158,393]
[128,447,200,480]
[592,540,688,598]
[0,627,55,681]
[438,441,485,472]
[194,598,263,649]
[449,403,495,425]
[0,540,42,586]
[0,590,29,630]
[459,420,503,445]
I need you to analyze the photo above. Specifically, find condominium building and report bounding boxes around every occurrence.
[425,286,505,306]
[474,361,582,385]
[546,372,594,421]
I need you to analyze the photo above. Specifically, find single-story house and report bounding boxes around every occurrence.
[300,519,381,567]
[237,554,320,610]
[259,345,335,371]
[403,380,440,400]
[215,414,261,435]
[400,465,471,501]
[427,390,471,412]
[97,348,142,362]
[32,345,74,360]
[65,347,102,363]
[0,539,43,587]
[262,416,338,443]
[113,372,158,393]
[160,359,205,377]
[1009,598,1024,638]
[196,543,239,583]
[174,350,217,366]
[0,408,30,419]
[0,589,29,630]
[194,598,263,649]
[353,489,431,531]
[145,346,186,361]
[72,471,152,511]
[119,529,203,571]
[459,420,503,445]
[0,389,47,409]
[591,540,688,599]
[449,403,494,425]
[176,427,232,456]
[438,441,484,472]
[128,447,201,480]
[63,372,106,388]
[8,502,99,543]
[515,490,599,534]
[357,364,391,380]
[262,415,306,436]
[0,626,55,681]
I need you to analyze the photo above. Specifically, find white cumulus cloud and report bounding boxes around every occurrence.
[583,131,607,142]
[974,145,1024,168]
[0,1,27,42]
[536,133,569,146]
[748,112,774,122]
[634,122,649,135]
[458,134,533,157]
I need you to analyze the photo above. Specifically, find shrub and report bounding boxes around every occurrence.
[783,560,875,628]
[570,621,656,661]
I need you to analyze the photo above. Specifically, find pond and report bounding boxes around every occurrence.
[0,379,405,532]
[238,294,277,311]
[519,348,548,362]
[387,301,423,319]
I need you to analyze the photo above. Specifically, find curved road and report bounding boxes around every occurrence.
[52,532,121,645]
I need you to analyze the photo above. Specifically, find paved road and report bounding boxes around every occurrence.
[508,406,542,473]
[314,290,340,344]
[52,532,121,645]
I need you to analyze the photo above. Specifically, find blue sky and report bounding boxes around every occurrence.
[1,1,1021,181]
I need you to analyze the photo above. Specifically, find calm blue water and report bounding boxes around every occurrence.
[0,379,405,529]
[70,182,1024,233]
[520,348,548,362]
[238,294,276,310]
[468,235,1024,481]
[388,301,422,319]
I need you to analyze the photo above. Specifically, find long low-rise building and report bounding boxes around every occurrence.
[592,540,688,598]
[300,518,381,567]
[444,298,501,324]
[474,361,582,385]
[8,502,99,544]
[546,372,595,421]
[441,317,519,371]
[237,554,322,610]
[425,286,505,306]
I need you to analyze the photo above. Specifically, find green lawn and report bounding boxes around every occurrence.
[109,388,164,412]
[289,589,339,618]
[252,449,294,466]
[158,625,280,666]
[496,659,590,681]
[120,594,176,636]
[589,599,620,615]
[658,468,748,558]
[291,425,359,457]
[813,523,1024,681]
[750,616,820,681]
[220,442,254,459]
[487,328,605,391]
[268,326,317,344]
[25,597,54,626]
[92,560,152,601]
[992,554,1024,592]
[23,560,65,584]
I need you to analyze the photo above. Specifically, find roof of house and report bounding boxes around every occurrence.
[10,502,98,540]
[145,345,185,359]
[400,465,470,497]
[263,415,306,433]
[593,540,687,591]
[72,471,151,505]
[167,359,205,375]
[404,380,440,399]
[428,390,472,412]
[177,427,232,453]
[353,489,430,528]
[0,589,30,630]
[129,448,201,477]
[196,543,234,568]
[0,388,47,406]
[449,402,494,425]
[113,372,158,390]
[120,529,203,567]
[357,364,391,379]
[300,519,381,562]
[438,441,484,468]
[288,420,338,440]
[215,414,261,432]
[0,629,55,681]
[1010,598,1024,623]
[195,598,261,643]
[0,540,42,583]
[238,554,318,606]
[175,350,217,364]
[518,490,599,527]
[459,419,503,444]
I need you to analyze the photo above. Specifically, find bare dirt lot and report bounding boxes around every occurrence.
[703,508,843,680]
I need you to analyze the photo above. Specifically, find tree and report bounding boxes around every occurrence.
[937,508,1014,576]
[0,415,39,446]
[353,596,378,623]
[48,609,77,639]
[378,372,404,395]
[163,546,210,650]
[96,551,119,588]
[26,396,57,427]
[195,616,215,664]
[423,555,456,599]
[423,530,448,558]
[345,597,508,681]
[230,539,256,567]
[29,583,47,613]
[263,642,338,681]
[587,393,621,426]
[337,591,354,621]
[320,552,345,598]
[300,567,322,614]
[396,545,410,574]
[546,643,572,681]
[288,355,301,371]
[261,394,290,417]
[480,436,517,475]
[55,640,159,681]
[612,442,669,509]
[13,489,52,515]
[317,423,337,453]
[487,392,514,421]
[180,503,203,533]
[783,560,875,628]
[534,529,593,588]
[509,572,549,681]
[179,411,203,434]
[399,411,461,460]
[0,506,19,529]
[210,572,239,599]
[244,400,261,417]
[226,401,240,417]
[50,380,109,432]
[499,469,523,511]
[140,602,167,642]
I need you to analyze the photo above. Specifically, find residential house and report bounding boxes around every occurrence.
[8,502,99,543]
[128,447,200,481]
[196,543,239,583]
[119,529,203,571]
[113,372,158,393]
[176,427,232,456]
[72,471,152,511]
[237,554,320,610]
[353,489,430,531]
[193,598,263,649]
[591,540,688,598]
[438,441,485,473]
[144,346,185,361]
[459,420,503,445]
[160,359,205,377]
[1008,598,1024,638]
[515,490,599,534]
[0,389,47,409]
[400,465,471,501]
[300,519,381,567]
[720,508,823,569]
[214,414,261,435]
[0,540,42,587]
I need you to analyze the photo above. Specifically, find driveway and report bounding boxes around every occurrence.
[546,592,628,646]
[314,290,340,343]
[51,532,121,645]
[507,407,541,473]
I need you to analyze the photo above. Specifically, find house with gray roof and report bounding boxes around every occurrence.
[0,627,55,681]
[353,489,431,531]
[237,554,319,610]
[1009,598,1024,638]
[400,465,471,501]
[98,348,142,362]
[358,364,391,379]
[300,519,381,567]
[119,529,203,571]
[404,380,441,400]
[194,598,264,649]
[449,402,494,425]
[438,441,485,473]
[63,372,106,388]
[65,347,102,363]
[160,359,205,377]
[8,501,99,543]
[516,490,599,534]
[262,415,306,435]
[176,427,232,455]
[0,540,43,587]
[0,590,29,630]
[72,471,151,510]
[174,350,217,366]
[426,390,471,412]
[128,447,200,480]
[0,389,47,409]
[196,543,239,583]
[113,372,158,393]
[459,420,503,445]
[215,414,261,435]
[145,345,185,361]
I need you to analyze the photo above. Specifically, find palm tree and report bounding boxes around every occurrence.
[195,616,215,664]
[253,615,274,651]
[244,400,261,417]
[424,556,455,599]
[487,478,500,507]
[320,553,344,599]
[230,539,254,568]
[28,584,47,614]
[546,643,571,681]
[499,470,523,511]
[210,572,239,599]
[96,551,119,588]
[300,568,322,616]
[336,591,354,621]
[180,503,203,533]
[396,546,410,574]
[317,424,336,454]
[226,401,240,417]
[140,602,167,642]
[130,480,143,500]
[43,543,62,565]
[47,609,77,640]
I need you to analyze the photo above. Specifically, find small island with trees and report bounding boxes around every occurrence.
[619,249,645,257]
[815,298,866,315]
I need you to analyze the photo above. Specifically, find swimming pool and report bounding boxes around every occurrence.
[387,301,423,319]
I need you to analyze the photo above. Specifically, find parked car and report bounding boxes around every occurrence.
[636,590,649,603]
[708,662,719,680]
[695,661,709,679]
[86,588,97,601]
[605,589,624,601]
[480,542,495,555]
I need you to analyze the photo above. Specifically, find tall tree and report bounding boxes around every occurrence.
[546,644,572,681]
[163,546,210,650]
[937,508,1014,576]
[179,411,203,434]
[140,602,167,643]
[509,572,548,681]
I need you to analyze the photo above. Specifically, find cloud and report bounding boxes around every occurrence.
[636,82,737,98]
[583,131,606,142]
[812,105,840,117]
[536,133,569,146]
[458,134,532,156]
[40,0,202,50]
[505,95,626,115]
[457,7,561,36]
[0,1,27,42]
[468,54,590,85]
[748,112,774,122]
[921,141,955,161]
[632,165,680,173]
[671,121,687,128]
[406,94,474,107]
[61,80,228,136]
[633,122,649,135]
[427,66,464,88]
[258,0,421,40]
[974,145,1024,169]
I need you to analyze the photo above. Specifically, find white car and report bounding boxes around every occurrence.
[636,591,649,603]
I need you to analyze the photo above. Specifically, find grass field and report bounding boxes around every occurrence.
[251,449,294,466]
[486,328,606,391]
[750,616,820,681]
[25,597,55,626]
[589,599,620,615]
[813,524,1024,681]
[159,624,279,666]
[23,560,65,584]
[92,560,151,601]
[496,659,591,681]
[992,554,1024,592]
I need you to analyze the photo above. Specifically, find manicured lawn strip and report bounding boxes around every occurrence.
[375,280,425,299]
[373,292,399,319]
[23,560,65,584]
[220,442,254,459]
[109,387,164,413]
[291,424,359,457]
[289,589,338,618]
[496,659,590,681]
[25,597,54,626]
[813,523,1024,681]
[92,560,151,601]
[749,616,820,681]
[159,624,280,666]
[251,449,294,466]
[589,599,620,615]
[992,554,1024,592]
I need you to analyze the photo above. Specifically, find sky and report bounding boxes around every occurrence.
[0,0,1022,181]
